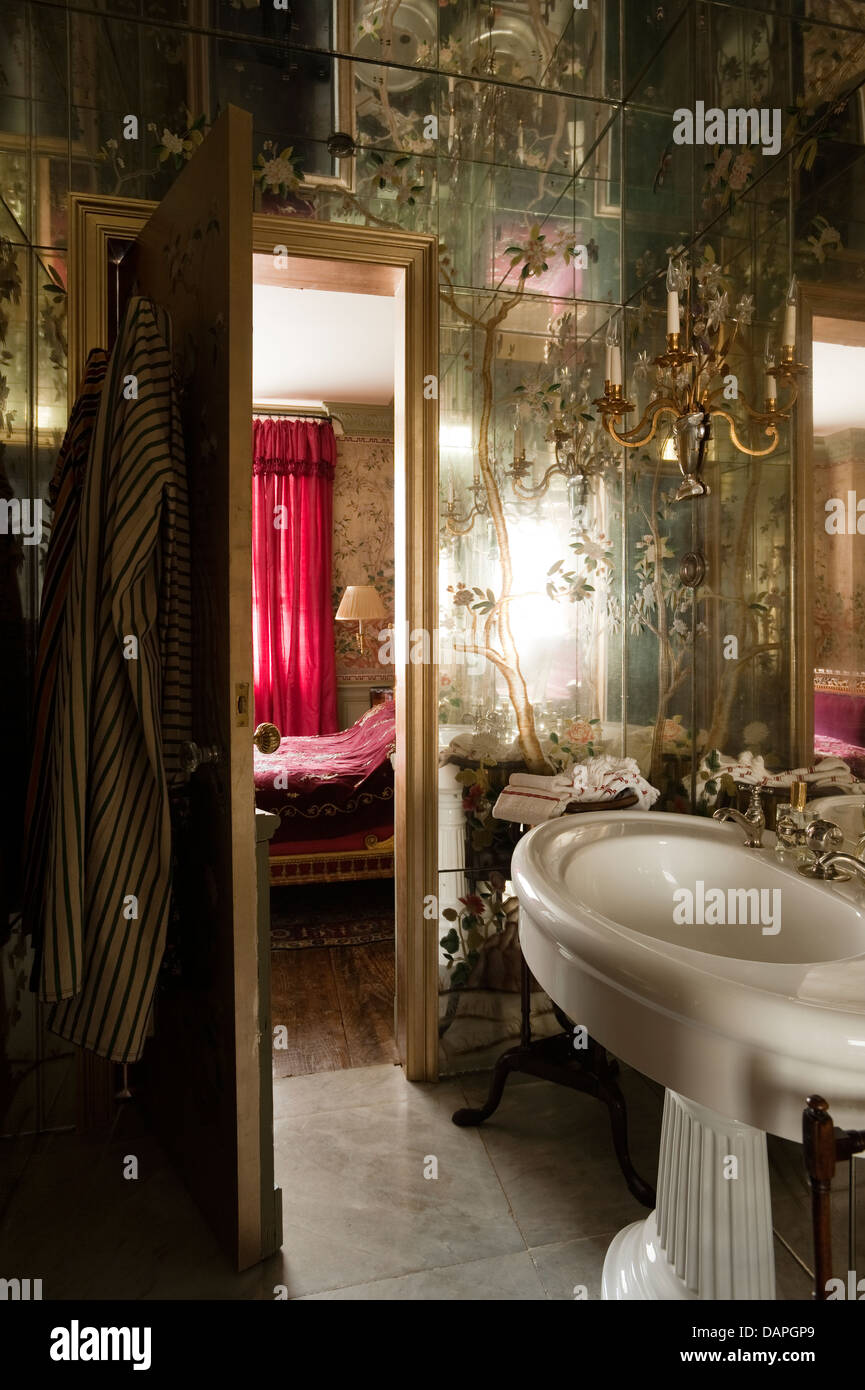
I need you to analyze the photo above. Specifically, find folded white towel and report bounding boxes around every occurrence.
[492,772,573,825]
[696,751,858,807]
[571,755,660,811]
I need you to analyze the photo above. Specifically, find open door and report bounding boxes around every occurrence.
[121,106,278,1270]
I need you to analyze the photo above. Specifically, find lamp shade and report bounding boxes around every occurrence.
[335,584,386,622]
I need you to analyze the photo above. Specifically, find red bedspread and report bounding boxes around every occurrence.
[254,702,395,844]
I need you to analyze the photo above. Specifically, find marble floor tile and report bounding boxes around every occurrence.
[271,1077,526,1297]
[529,1232,616,1300]
[272,1059,406,1120]
[296,1249,547,1300]
[0,1058,841,1303]
[772,1230,815,1302]
[458,1071,662,1250]
[771,1190,862,1297]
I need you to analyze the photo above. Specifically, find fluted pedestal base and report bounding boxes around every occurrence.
[602,1089,775,1301]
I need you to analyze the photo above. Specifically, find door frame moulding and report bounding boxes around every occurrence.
[68,194,440,1082]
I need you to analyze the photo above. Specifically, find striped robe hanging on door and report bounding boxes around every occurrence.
[39,296,192,1063]
[24,348,109,987]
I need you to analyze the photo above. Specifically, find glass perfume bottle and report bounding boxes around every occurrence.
[774,779,811,864]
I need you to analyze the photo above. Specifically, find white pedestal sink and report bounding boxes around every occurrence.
[511,811,865,1301]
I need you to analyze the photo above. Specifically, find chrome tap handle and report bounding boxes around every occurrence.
[733,782,765,833]
[742,784,765,823]
[806,818,844,857]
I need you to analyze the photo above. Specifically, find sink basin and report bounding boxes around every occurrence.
[557,821,865,964]
[512,810,865,1140]
[512,810,865,1300]
[809,793,865,852]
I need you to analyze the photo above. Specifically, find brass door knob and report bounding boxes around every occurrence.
[253,722,281,754]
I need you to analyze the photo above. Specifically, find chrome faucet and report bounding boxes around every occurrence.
[713,785,765,848]
[801,822,865,882]
[807,851,865,884]
[796,819,847,878]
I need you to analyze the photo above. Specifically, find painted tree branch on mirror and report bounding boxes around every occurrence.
[635,451,691,788]
[438,263,546,772]
[703,413,783,753]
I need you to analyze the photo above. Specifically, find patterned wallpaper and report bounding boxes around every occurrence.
[332,432,394,681]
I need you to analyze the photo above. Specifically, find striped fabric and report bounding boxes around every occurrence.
[39,297,192,1062]
[24,349,109,984]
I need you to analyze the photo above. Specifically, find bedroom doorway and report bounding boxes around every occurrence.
[250,252,401,1075]
[69,199,440,1085]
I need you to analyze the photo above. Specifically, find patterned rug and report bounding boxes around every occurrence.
[270,879,395,950]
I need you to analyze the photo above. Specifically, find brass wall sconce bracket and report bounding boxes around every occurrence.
[443,490,488,535]
[655,344,697,373]
[505,417,612,519]
[591,324,808,491]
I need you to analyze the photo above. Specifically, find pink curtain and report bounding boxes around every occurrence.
[252,417,338,735]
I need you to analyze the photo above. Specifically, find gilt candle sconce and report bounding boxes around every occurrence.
[443,475,490,535]
[505,409,615,535]
[593,261,807,501]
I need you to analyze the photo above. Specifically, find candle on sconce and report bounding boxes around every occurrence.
[605,319,622,387]
[782,275,797,350]
[514,403,528,461]
[764,334,777,401]
[609,343,622,387]
[448,462,455,505]
[447,75,456,151]
[666,257,680,336]
[567,119,585,170]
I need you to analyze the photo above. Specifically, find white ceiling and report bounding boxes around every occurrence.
[813,340,865,436]
[252,284,395,406]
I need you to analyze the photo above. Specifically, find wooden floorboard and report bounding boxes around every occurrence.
[270,942,397,1078]
[270,948,350,1078]
[329,940,399,1069]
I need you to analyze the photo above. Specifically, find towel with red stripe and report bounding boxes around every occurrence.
[492,756,660,825]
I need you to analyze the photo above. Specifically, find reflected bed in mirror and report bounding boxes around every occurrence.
[809,312,865,777]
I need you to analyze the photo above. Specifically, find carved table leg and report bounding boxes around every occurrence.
[451,962,655,1208]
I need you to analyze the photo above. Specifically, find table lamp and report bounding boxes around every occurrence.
[335,584,385,653]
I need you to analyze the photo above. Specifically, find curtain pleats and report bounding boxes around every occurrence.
[252,417,338,736]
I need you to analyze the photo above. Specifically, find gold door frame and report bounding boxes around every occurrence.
[793,281,865,767]
[68,194,440,1081]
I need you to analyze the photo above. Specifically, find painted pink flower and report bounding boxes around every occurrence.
[565,718,594,745]
[728,152,755,190]
[663,717,688,745]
